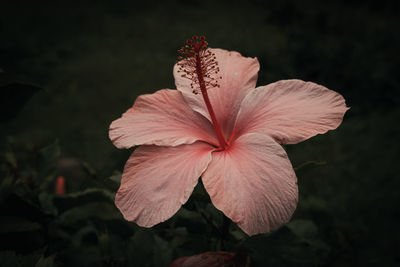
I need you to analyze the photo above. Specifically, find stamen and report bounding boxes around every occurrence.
[177,36,227,150]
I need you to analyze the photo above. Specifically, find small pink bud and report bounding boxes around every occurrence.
[169,250,250,267]
[55,176,66,195]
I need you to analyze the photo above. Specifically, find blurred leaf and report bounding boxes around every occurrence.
[286,219,318,239]
[174,235,212,257]
[243,226,330,267]
[127,230,155,267]
[38,141,60,178]
[231,230,246,241]
[205,203,224,226]
[4,151,17,168]
[58,246,101,267]
[53,187,114,213]
[294,161,326,173]
[98,232,111,258]
[176,207,202,221]
[0,250,42,267]
[38,192,57,215]
[0,193,51,223]
[0,216,41,233]
[0,82,41,122]
[35,255,55,267]
[58,202,121,224]
[154,235,173,267]
[39,141,61,163]
[71,225,98,247]
[0,175,15,202]
[166,227,188,237]
[300,196,328,211]
[175,207,208,236]
[0,251,19,267]
[165,227,189,248]
[81,161,96,177]
[190,180,211,204]
[104,171,122,191]
[108,171,122,184]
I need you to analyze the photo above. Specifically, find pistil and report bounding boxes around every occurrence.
[195,54,227,150]
[177,36,227,150]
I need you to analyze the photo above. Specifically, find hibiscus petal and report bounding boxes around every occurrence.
[109,89,218,148]
[202,133,298,236]
[233,79,349,144]
[174,48,260,139]
[115,142,214,227]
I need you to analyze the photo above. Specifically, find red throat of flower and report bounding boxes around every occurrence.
[177,36,227,150]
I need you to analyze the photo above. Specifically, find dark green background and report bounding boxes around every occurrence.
[1,0,399,266]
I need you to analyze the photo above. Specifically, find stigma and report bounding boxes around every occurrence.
[177,36,221,95]
[176,36,228,150]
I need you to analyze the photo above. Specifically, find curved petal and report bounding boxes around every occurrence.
[115,142,214,227]
[174,48,260,139]
[233,79,349,144]
[202,133,298,236]
[109,89,218,148]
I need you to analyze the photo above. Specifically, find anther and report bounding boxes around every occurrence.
[177,35,221,95]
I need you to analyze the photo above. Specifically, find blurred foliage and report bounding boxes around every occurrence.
[2,128,398,266]
[0,0,399,266]
[0,71,41,122]
[0,137,324,267]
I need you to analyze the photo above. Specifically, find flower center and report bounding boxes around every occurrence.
[177,36,227,150]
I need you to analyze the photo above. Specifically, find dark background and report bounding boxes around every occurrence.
[0,0,399,266]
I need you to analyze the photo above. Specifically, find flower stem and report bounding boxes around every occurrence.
[195,54,227,150]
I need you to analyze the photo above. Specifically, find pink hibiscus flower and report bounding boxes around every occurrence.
[109,36,349,236]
